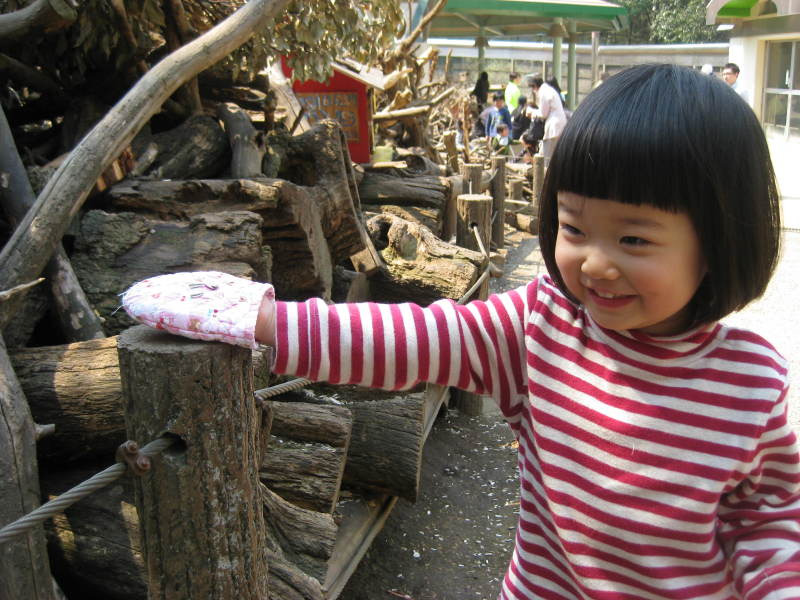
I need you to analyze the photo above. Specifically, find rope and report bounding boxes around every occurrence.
[0,436,174,546]
[458,267,492,304]
[254,377,312,402]
[470,223,490,259]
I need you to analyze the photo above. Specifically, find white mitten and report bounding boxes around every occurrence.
[121,271,274,349]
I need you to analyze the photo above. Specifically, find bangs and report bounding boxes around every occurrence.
[547,65,722,213]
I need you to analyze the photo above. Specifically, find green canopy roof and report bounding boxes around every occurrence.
[416,0,628,38]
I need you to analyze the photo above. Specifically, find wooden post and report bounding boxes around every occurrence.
[117,326,269,599]
[441,130,459,175]
[441,175,461,243]
[531,154,545,215]
[510,179,524,202]
[453,194,492,416]
[461,163,483,195]
[490,156,506,250]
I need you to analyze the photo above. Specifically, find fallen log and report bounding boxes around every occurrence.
[362,204,441,237]
[0,0,76,46]
[358,172,450,211]
[366,213,483,305]
[70,209,270,334]
[106,177,333,300]
[9,337,123,465]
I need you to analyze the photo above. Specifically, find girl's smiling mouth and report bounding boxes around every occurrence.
[586,287,636,308]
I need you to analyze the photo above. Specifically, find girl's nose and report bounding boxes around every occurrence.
[580,248,620,280]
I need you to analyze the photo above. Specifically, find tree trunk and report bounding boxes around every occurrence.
[0,0,294,330]
[70,209,270,334]
[117,326,269,599]
[358,172,450,211]
[366,213,482,305]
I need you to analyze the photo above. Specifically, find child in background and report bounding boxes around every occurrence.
[491,123,511,155]
[123,65,800,599]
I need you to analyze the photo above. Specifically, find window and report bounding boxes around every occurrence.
[764,40,800,141]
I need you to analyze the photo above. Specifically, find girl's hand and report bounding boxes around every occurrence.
[255,293,276,346]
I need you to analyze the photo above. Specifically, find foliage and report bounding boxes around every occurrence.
[0,0,405,90]
[604,0,725,45]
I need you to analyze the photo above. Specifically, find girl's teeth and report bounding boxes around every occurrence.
[596,291,618,298]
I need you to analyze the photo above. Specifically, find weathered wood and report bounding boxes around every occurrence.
[131,114,230,180]
[0,337,58,600]
[331,267,370,303]
[461,163,484,195]
[532,154,545,214]
[262,485,337,584]
[0,0,294,330]
[118,326,269,599]
[70,209,269,334]
[107,177,332,301]
[510,179,524,201]
[0,52,62,95]
[490,156,507,250]
[0,105,105,342]
[358,173,449,211]
[0,0,76,46]
[441,130,459,175]
[42,466,329,600]
[163,0,203,115]
[261,400,352,514]
[454,194,493,416]
[217,102,265,178]
[366,213,482,306]
[362,203,441,236]
[9,337,122,465]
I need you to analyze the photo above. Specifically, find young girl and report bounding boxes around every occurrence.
[123,65,800,599]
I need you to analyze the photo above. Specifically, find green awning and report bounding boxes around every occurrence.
[417,0,629,37]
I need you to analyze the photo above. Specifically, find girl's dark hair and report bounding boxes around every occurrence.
[538,64,781,325]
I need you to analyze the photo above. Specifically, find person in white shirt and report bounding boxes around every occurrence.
[722,62,751,105]
[525,74,568,166]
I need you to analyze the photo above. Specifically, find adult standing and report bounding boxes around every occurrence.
[504,72,522,112]
[722,62,750,105]
[472,71,490,110]
[526,74,568,166]
[511,96,530,140]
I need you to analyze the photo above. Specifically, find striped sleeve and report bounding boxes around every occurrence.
[718,385,800,599]
[272,284,533,403]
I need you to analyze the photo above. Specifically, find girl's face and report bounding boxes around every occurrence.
[554,192,707,336]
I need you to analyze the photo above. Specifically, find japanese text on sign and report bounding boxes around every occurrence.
[296,92,360,141]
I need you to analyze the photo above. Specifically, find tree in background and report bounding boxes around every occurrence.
[604,0,725,44]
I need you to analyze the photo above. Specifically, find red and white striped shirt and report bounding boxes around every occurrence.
[273,276,800,599]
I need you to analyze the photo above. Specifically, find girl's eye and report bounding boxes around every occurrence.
[620,236,650,246]
[559,223,582,236]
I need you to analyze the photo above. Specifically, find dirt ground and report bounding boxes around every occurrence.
[339,231,545,600]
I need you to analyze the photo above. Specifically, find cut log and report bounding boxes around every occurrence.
[70,209,270,334]
[9,337,123,465]
[358,172,449,212]
[366,213,482,305]
[106,177,332,300]
[0,0,76,46]
[361,203,441,237]
[261,401,352,514]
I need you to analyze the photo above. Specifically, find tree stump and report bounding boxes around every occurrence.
[117,326,268,599]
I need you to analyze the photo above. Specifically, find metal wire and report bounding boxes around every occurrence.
[458,267,492,304]
[470,223,490,259]
[254,377,312,402]
[0,436,174,545]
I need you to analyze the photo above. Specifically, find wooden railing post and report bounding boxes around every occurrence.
[461,162,483,195]
[453,193,492,416]
[531,154,545,215]
[490,156,506,250]
[117,326,268,599]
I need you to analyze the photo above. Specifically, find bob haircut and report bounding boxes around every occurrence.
[538,64,781,326]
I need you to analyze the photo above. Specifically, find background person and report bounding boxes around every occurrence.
[511,96,531,140]
[485,92,512,140]
[504,72,521,112]
[471,71,489,110]
[526,74,568,166]
[722,62,750,104]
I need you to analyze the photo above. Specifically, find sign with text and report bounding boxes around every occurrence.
[296,92,360,141]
